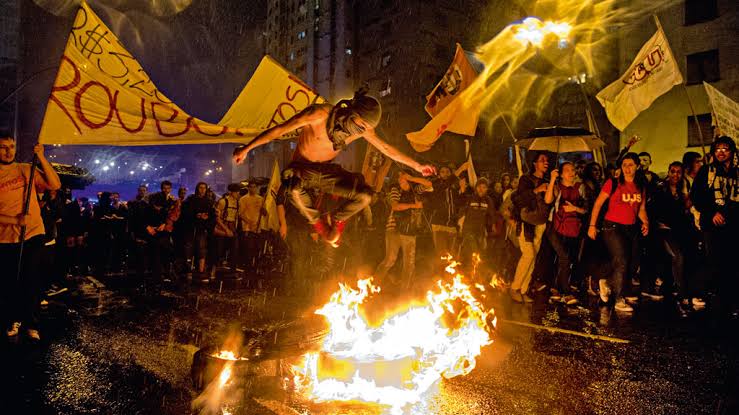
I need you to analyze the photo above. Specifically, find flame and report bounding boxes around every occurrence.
[218,363,233,388]
[213,350,245,361]
[292,264,495,411]
[458,0,679,132]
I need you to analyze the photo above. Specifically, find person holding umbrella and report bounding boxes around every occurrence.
[0,132,61,340]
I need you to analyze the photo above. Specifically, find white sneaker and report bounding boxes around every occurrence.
[6,322,21,337]
[598,279,610,303]
[615,298,634,312]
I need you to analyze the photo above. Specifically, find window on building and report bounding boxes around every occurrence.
[289,51,295,61]
[315,0,320,10]
[687,113,712,147]
[298,31,306,39]
[345,48,352,55]
[684,0,718,26]
[686,49,720,84]
[381,53,392,67]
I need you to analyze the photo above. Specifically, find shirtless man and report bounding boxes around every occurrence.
[233,89,435,245]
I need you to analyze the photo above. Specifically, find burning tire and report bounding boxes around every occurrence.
[191,315,329,391]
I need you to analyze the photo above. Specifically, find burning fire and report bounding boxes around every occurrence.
[212,350,246,361]
[292,262,495,411]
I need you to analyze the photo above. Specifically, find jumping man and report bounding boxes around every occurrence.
[232,89,436,245]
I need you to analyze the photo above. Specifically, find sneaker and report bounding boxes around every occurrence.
[6,322,21,337]
[625,295,639,304]
[598,279,610,303]
[631,278,640,287]
[311,218,330,240]
[509,289,523,303]
[615,298,634,312]
[40,299,49,306]
[549,288,562,302]
[326,219,347,247]
[562,295,579,305]
[522,293,534,303]
[655,277,663,287]
[691,297,706,307]
[26,329,40,341]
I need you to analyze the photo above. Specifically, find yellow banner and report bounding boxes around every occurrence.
[408,44,482,152]
[260,159,282,232]
[424,44,480,117]
[220,56,324,138]
[40,2,258,145]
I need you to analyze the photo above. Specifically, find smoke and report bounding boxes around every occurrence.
[466,0,680,134]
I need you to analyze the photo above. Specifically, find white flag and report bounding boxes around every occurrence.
[596,28,683,131]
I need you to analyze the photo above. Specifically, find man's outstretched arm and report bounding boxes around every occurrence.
[233,106,321,164]
[361,128,436,176]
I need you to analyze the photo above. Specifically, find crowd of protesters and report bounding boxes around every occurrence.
[2,131,738,340]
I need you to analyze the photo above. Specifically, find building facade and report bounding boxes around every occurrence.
[0,0,20,133]
[618,0,738,173]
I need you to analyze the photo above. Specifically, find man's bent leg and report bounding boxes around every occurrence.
[399,235,417,286]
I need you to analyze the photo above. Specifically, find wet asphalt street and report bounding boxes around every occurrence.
[2,271,737,415]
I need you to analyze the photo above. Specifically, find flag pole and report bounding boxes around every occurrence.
[16,153,39,281]
[653,14,707,157]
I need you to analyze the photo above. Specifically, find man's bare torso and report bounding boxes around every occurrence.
[294,104,343,163]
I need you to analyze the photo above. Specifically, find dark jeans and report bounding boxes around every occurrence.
[240,232,262,268]
[146,232,173,282]
[184,229,210,265]
[285,161,373,224]
[546,226,580,294]
[654,228,686,298]
[213,235,238,268]
[601,220,640,300]
[0,235,44,328]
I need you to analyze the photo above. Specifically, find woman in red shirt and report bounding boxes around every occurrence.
[588,153,649,312]
[544,162,587,305]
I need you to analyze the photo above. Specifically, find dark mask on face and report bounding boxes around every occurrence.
[326,88,381,151]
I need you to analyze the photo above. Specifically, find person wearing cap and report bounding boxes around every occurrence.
[233,88,436,246]
[689,136,738,316]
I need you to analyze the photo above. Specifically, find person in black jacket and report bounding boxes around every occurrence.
[510,152,549,303]
[458,178,497,277]
[182,182,215,275]
[689,136,738,316]
[647,162,690,303]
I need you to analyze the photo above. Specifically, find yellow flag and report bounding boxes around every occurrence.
[220,56,324,139]
[596,28,683,131]
[406,93,480,152]
[260,158,282,232]
[425,44,481,117]
[38,1,256,146]
[407,44,482,152]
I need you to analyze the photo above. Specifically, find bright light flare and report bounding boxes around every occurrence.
[292,269,496,411]
[513,17,571,47]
